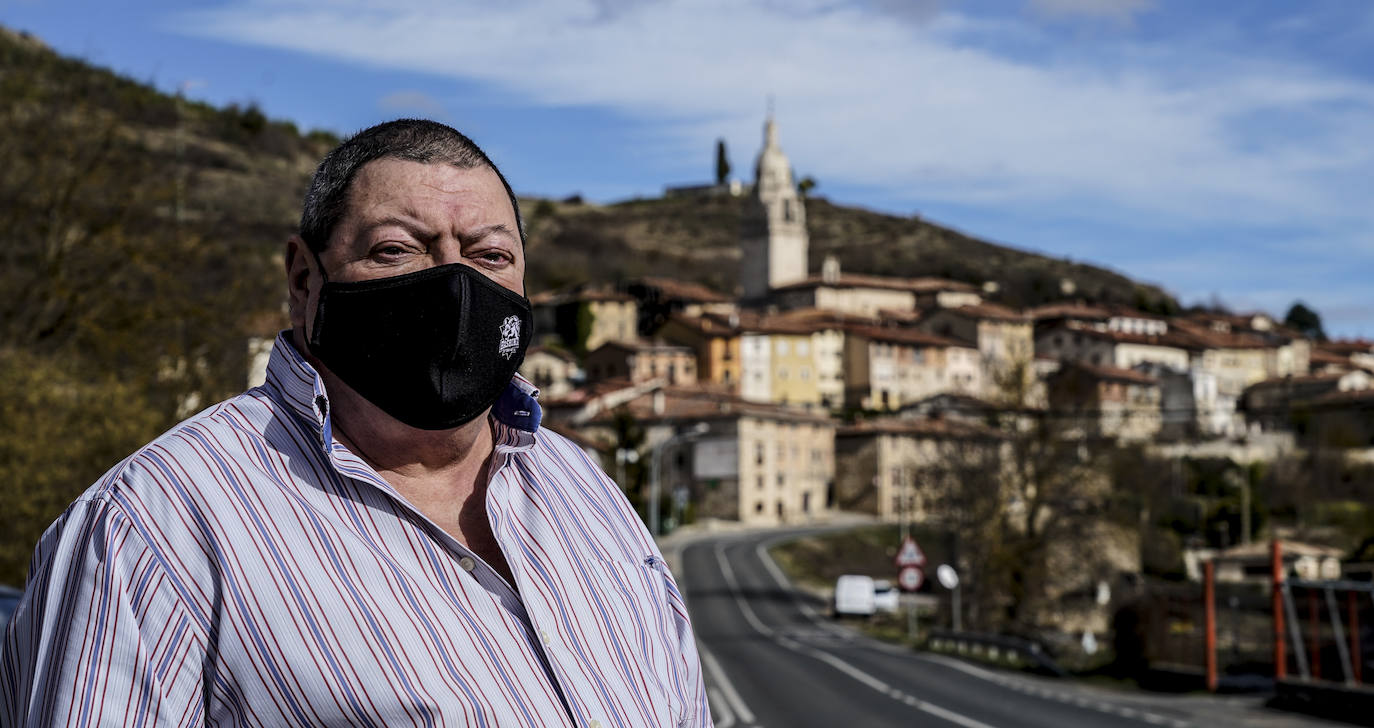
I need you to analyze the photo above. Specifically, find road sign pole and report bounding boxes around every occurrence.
[908,601,918,643]
[952,586,962,632]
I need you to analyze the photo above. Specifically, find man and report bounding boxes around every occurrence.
[2,119,710,727]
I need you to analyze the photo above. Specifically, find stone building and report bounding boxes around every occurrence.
[1047,361,1162,441]
[530,285,638,353]
[579,388,836,526]
[1036,323,1192,373]
[655,312,742,389]
[519,346,581,399]
[583,340,698,386]
[768,255,982,317]
[1241,370,1372,434]
[841,326,980,411]
[834,417,1001,522]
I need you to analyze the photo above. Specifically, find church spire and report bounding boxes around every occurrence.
[739,112,809,301]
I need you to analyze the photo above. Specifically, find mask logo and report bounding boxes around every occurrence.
[498,315,522,359]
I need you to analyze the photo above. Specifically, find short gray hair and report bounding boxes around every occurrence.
[299,118,523,252]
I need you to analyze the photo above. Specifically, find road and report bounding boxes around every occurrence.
[675,528,1347,728]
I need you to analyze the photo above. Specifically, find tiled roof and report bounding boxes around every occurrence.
[1042,321,1194,349]
[770,273,979,294]
[1058,361,1159,386]
[584,387,834,425]
[1027,303,1113,321]
[934,302,1029,323]
[630,277,734,303]
[843,325,970,349]
[1319,339,1374,356]
[586,340,694,356]
[529,285,635,306]
[837,416,1001,439]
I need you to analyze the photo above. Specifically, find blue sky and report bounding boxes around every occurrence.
[4,0,1373,337]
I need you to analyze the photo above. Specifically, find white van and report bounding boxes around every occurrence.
[833,574,876,617]
[871,579,900,614]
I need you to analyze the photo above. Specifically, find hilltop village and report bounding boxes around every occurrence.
[514,117,1374,532]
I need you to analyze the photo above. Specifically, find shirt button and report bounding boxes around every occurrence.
[540,629,553,645]
[458,556,476,572]
[589,721,601,728]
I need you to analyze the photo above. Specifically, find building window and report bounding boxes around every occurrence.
[777,474,785,487]
[755,502,764,513]
[777,340,790,356]
[803,492,811,513]
[756,442,765,465]
[757,476,764,490]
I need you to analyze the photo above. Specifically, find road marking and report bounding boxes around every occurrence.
[697,637,757,726]
[707,687,736,728]
[920,653,1193,728]
[715,541,999,728]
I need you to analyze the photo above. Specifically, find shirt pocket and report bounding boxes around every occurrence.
[588,557,691,726]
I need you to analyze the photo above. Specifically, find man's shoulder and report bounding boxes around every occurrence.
[80,386,297,507]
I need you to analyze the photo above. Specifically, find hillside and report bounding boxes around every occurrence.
[524,193,1179,312]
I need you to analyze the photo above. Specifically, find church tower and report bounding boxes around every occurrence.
[739,115,809,301]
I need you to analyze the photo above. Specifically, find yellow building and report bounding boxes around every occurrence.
[655,313,742,388]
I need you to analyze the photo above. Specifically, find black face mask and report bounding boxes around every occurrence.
[307,262,533,431]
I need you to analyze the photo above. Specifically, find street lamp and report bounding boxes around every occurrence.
[649,422,710,536]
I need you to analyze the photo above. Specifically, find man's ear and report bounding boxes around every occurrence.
[285,235,318,332]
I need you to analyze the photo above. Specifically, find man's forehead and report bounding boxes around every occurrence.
[344,160,513,220]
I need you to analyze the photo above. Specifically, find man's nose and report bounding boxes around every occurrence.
[431,240,468,267]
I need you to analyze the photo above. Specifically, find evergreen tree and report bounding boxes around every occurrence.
[1283,301,1327,341]
[714,138,730,185]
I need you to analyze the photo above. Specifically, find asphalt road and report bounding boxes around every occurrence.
[675,528,1347,728]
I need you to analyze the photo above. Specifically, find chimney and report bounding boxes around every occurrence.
[822,254,841,284]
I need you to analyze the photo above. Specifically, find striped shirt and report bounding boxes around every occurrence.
[1,332,709,727]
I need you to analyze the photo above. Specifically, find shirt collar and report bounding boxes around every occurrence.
[263,330,543,457]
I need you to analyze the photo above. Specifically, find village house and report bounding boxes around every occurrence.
[579,388,836,526]
[735,314,821,409]
[916,303,1033,399]
[622,276,737,336]
[530,284,638,353]
[1241,370,1372,434]
[842,325,981,411]
[1035,321,1192,372]
[767,255,983,316]
[583,340,698,386]
[519,345,582,399]
[1314,339,1374,374]
[834,417,1002,522]
[655,312,742,388]
[1302,389,1374,449]
[1047,361,1163,441]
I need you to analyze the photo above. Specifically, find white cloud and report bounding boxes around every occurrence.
[169,0,1374,234]
[1026,0,1153,24]
[378,90,448,118]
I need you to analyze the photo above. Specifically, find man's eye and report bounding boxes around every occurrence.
[478,251,511,265]
[372,244,410,259]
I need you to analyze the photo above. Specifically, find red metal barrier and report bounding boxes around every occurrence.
[1273,540,1286,680]
[1204,560,1217,692]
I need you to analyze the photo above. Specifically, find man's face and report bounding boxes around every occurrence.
[289,157,525,332]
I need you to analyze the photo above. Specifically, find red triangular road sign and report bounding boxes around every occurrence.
[895,537,926,567]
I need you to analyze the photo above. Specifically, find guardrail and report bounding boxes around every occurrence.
[926,628,1068,677]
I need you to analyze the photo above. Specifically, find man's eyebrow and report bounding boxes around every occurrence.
[467,223,519,242]
[358,214,436,238]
